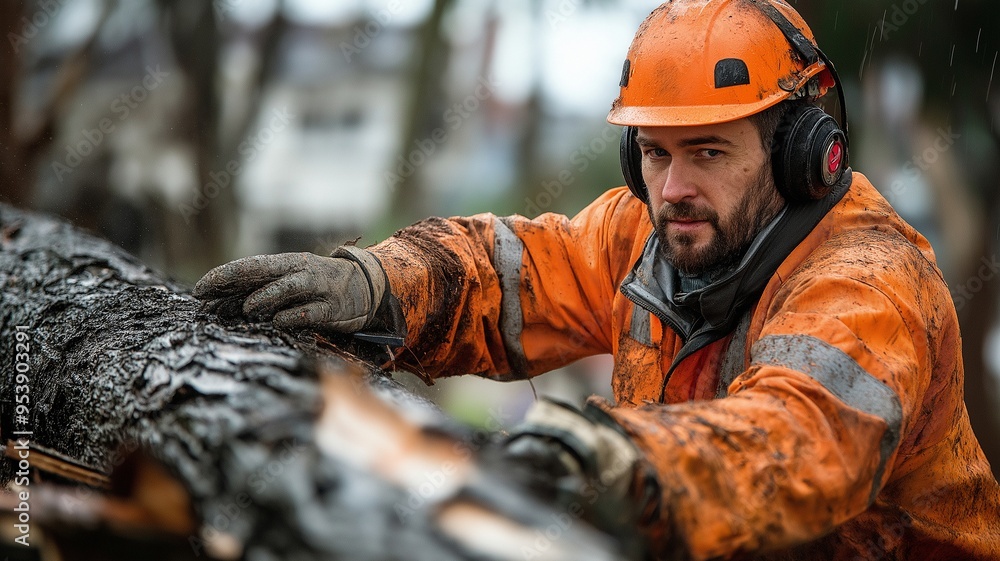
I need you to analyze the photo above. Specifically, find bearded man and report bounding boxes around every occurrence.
[193,1,1000,558]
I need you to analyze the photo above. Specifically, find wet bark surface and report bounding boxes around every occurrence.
[0,204,623,560]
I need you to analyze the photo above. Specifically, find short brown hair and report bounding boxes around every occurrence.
[747,100,805,155]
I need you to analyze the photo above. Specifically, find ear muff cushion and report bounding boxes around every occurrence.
[772,105,848,203]
[620,126,648,203]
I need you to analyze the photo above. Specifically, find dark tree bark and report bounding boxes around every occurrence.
[0,203,625,560]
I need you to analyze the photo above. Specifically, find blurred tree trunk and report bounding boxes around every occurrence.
[511,2,546,218]
[157,1,287,278]
[383,0,454,231]
[1,0,113,210]
[940,1,1000,477]
[0,0,29,207]
[0,0,31,206]
[959,182,1000,479]
[156,1,228,274]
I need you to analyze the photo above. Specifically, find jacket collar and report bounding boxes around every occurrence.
[620,170,853,342]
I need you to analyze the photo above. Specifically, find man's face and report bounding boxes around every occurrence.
[638,118,784,276]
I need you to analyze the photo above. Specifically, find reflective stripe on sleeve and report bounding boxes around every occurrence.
[716,309,753,398]
[630,305,653,346]
[751,334,903,503]
[494,217,529,377]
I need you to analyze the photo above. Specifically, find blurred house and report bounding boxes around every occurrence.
[234,22,414,256]
[27,5,187,260]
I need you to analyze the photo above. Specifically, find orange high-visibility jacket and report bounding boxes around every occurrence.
[369,172,1000,560]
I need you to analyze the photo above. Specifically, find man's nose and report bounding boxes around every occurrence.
[658,165,698,205]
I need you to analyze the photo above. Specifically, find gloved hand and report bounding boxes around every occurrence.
[505,399,641,498]
[501,399,661,535]
[192,246,386,333]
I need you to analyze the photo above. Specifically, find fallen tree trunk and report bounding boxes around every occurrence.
[0,204,627,561]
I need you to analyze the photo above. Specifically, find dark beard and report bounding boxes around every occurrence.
[649,165,783,276]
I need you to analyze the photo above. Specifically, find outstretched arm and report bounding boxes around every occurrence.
[193,188,643,383]
[370,188,642,381]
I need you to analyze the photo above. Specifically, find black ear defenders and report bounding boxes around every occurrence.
[620,1,850,205]
[770,101,849,202]
[620,125,646,202]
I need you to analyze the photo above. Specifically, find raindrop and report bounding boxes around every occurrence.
[977,28,982,53]
[954,0,958,10]
[860,26,878,80]
[834,11,839,31]
[988,52,998,102]
[860,24,872,79]
[950,44,955,67]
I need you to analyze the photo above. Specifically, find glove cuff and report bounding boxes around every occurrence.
[515,398,641,499]
[331,246,386,326]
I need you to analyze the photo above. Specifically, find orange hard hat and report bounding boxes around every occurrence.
[608,0,835,127]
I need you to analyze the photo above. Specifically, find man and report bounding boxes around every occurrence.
[194,1,1000,559]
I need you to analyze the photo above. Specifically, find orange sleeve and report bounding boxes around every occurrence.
[604,231,950,558]
[369,187,642,382]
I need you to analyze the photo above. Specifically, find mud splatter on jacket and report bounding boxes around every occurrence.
[369,172,1000,560]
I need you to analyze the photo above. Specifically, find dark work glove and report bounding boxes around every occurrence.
[501,399,661,545]
[505,399,642,498]
[192,246,386,333]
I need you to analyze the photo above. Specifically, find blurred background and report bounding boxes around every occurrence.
[1,0,999,469]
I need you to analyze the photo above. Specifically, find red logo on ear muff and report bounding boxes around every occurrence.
[828,141,844,174]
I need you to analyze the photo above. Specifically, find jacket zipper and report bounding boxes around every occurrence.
[621,283,691,340]
[659,329,720,402]
[621,283,727,402]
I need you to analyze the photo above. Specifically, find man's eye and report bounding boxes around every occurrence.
[699,149,724,158]
[645,148,669,158]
